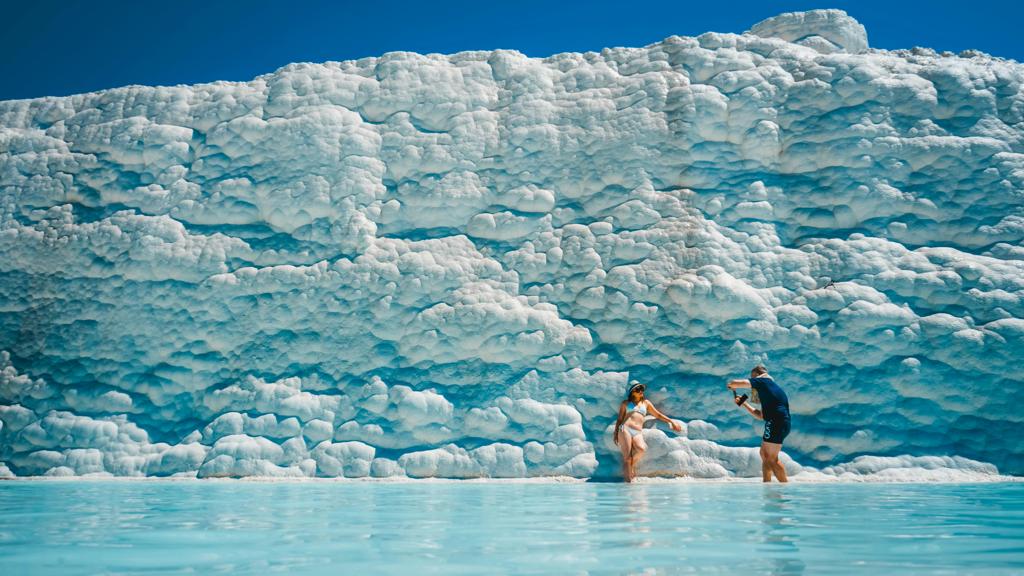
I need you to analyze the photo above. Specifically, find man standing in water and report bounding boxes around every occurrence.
[727,365,790,483]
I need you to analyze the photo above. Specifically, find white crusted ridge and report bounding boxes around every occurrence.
[1,10,1023,479]
[747,9,869,54]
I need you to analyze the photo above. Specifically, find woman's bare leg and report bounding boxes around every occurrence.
[617,429,633,482]
[629,434,647,481]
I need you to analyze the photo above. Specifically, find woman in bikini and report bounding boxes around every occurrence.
[613,381,682,482]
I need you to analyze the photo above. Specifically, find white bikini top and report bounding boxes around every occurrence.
[628,401,648,417]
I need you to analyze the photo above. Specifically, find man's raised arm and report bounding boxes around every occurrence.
[727,379,750,390]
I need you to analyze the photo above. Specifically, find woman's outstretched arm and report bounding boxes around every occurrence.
[646,401,683,432]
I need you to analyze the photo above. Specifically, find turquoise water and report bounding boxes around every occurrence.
[1,481,1021,575]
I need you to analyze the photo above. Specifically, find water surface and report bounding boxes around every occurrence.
[1,481,1021,575]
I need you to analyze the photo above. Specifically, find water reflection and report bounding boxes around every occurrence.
[625,484,654,549]
[760,487,805,576]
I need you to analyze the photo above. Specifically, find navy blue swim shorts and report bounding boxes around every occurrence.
[763,416,790,444]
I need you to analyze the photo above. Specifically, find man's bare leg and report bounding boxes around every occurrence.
[762,441,788,483]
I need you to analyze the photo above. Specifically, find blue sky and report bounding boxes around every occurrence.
[2,0,1021,100]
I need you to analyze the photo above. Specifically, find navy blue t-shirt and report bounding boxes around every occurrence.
[750,377,789,421]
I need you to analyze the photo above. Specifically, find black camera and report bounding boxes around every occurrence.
[733,392,748,406]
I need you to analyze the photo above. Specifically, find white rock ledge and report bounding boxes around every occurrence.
[0,10,1022,480]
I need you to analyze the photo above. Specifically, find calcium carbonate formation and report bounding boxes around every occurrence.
[1,10,1021,480]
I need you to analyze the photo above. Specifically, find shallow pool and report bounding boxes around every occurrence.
[1,480,1021,575]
